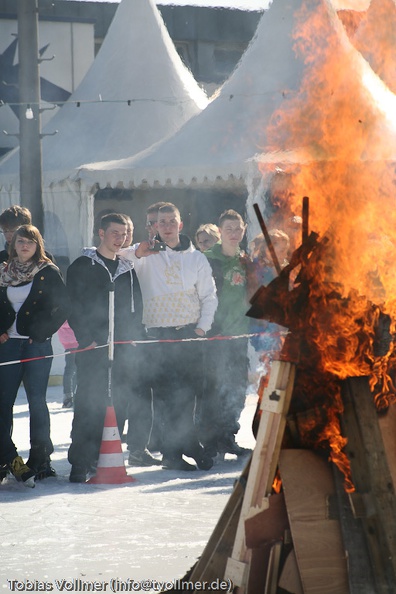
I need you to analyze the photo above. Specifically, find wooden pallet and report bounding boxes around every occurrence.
[224,359,296,590]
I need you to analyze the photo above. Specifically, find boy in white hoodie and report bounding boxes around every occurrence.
[121,203,217,471]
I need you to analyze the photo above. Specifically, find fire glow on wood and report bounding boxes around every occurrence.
[247,0,396,494]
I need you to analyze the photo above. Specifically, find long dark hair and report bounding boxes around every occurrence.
[8,225,51,264]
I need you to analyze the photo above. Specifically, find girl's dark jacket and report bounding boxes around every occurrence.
[66,248,144,349]
[0,263,69,342]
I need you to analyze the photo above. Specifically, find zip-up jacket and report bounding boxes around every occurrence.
[66,248,144,349]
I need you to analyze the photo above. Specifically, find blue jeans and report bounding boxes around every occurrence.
[63,350,77,397]
[0,338,54,454]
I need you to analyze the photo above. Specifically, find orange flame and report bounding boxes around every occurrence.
[252,0,396,494]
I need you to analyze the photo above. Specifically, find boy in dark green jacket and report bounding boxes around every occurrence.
[200,209,252,459]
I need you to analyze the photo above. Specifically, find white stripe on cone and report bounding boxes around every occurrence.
[102,427,121,441]
[96,454,125,468]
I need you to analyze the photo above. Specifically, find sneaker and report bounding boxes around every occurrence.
[27,447,56,480]
[35,459,57,481]
[128,449,162,467]
[162,457,197,471]
[69,465,87,483]
[0,466,8,482]
[8,456,35,488]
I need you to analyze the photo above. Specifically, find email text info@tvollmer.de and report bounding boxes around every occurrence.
[6,578,234,592]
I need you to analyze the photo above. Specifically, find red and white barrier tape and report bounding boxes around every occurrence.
[0,331,287,367]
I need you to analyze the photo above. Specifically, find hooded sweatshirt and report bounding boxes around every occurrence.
[66,248,143,348]
[120,234,217,332]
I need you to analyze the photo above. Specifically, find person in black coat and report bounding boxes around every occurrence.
[0,224,69,481]
[66,213,151,483]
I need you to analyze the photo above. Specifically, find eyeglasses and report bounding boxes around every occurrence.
[145,221,157,228]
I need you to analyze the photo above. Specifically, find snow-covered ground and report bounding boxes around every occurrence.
[0,382,257,592]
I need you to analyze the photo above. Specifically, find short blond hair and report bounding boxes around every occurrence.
[195,223,221,245]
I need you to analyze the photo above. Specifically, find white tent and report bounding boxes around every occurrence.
[78,0,396,194]
[0,0,207,262]
[350,0,396,94]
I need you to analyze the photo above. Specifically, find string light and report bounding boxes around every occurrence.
[25,105,34,119]
[0,91,275,111]
[0,97,197,108]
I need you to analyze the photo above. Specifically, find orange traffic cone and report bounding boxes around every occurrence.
[87,406,136,484]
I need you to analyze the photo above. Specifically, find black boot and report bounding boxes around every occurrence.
[27,445,56,480]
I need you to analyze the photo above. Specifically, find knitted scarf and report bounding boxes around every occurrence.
[0,258,49,287]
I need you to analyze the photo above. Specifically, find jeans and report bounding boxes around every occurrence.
[63,350,77,397]
[0,338,54,455]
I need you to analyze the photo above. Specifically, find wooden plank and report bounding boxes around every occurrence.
[378,403,396,490]
[279,450,349,594]
[264,541,282,594]
[188,458,251,586]
[331,465,376,594]
[341,377,396,592]
[245,492,289,549]
[224,360,296,588]
[278,549,304,594]
[246,494,290,594]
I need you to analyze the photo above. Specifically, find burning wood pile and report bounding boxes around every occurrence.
[182,201,396,594]
[243,200,396,594]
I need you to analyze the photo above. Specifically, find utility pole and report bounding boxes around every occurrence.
[17,0,44,233]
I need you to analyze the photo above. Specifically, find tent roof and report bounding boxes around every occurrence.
[0,0,207,187]
[351,0,396,94]
[78,0,396,190]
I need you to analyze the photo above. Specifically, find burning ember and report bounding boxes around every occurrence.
[248,0,396,493]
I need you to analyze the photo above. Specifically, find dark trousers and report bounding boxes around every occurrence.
[197,336,249,450]
[68,343,145,468]
[63,350,77,397]
[0,338,53,456]
[0,414,18,466]
[113,342,153,454]
[147,325,204,460]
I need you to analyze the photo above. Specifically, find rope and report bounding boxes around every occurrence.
[0,330,287,367]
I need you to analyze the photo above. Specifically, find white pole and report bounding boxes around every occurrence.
[107,282,115,400]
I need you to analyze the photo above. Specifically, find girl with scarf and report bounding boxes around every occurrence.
[0,224,69,484]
